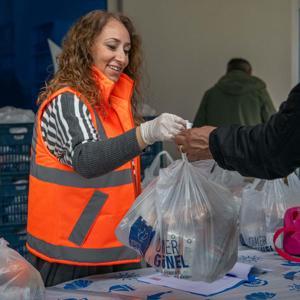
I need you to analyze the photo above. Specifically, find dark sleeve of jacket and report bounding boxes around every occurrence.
[209,83,300,179]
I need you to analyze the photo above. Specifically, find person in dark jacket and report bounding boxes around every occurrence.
[193,58,276,127]
[175,83,300,180]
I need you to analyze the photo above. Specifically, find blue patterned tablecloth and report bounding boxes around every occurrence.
[45,249,300,300]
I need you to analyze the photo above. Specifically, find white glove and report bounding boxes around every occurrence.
[140,113,186,145]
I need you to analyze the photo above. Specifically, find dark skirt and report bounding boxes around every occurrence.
[27,252,141,287]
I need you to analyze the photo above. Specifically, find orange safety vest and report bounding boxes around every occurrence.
[27,69,141,266]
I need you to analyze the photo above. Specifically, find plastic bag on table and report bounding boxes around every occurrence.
[116,158,239,282]
[240,178,295,251]
[0,238,45,300]
[142,151,174,189]
[286,172,300,198]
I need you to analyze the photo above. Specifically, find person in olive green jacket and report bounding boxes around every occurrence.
[193,58,276,127]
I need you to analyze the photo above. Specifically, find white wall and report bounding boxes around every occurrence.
[109,0,299,156]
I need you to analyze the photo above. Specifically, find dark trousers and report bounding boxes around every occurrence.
[28,252,141,287]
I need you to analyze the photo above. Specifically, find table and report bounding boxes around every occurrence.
[45,249,300,299]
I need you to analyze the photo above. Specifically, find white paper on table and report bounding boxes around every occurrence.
[228,261,253,279]
[138,262,254,297]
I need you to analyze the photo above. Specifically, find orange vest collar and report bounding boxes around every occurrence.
[92,66,134,107]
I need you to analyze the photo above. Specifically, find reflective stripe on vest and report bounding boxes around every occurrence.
[30,159,133,188]
[27,234,138,263]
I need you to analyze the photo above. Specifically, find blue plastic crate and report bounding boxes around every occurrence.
[0,179,28,226]
[141,153,156,171]
[0,177,29,257]
[0,227,27,257]
[141,141,163,178]
[140,116,163,171]
[0,123,33,176]
[142,141,163,155]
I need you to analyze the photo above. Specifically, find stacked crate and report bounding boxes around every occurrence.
[0,123,33,256]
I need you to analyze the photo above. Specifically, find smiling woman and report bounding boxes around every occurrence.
[36,10,143,113]
[26,10,186,287]
[92,18,131,82]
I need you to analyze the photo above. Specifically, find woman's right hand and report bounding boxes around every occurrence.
[139,113,186,145]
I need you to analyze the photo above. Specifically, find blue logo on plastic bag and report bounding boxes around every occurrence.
[63,279,93,290]
[245,292,276,299]
[129,216,155,255]
[147,291,172,299]
[109,284,135,292]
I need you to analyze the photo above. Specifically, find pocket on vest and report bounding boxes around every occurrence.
[68,191,108,245]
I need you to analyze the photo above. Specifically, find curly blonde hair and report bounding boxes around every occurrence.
[37,10,143,124]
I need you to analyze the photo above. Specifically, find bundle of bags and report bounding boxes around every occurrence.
[203,163,300,253]
[195,161,300,253]
[116,157,239,282]
[240,173,300,251]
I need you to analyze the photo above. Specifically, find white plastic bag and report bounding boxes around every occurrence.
[192,160,250,204]
[240,178,294,251]
[208,163,249,197]
[0,106,35,124]
[0,238,45,300]
[190,159,216,177]
[116,158,239,282]
[142,151,174,189]
[192,160,248,190]
[286,172,300,199]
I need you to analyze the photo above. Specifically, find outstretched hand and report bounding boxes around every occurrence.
[175,126,216,161]
[140,113,186,145]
